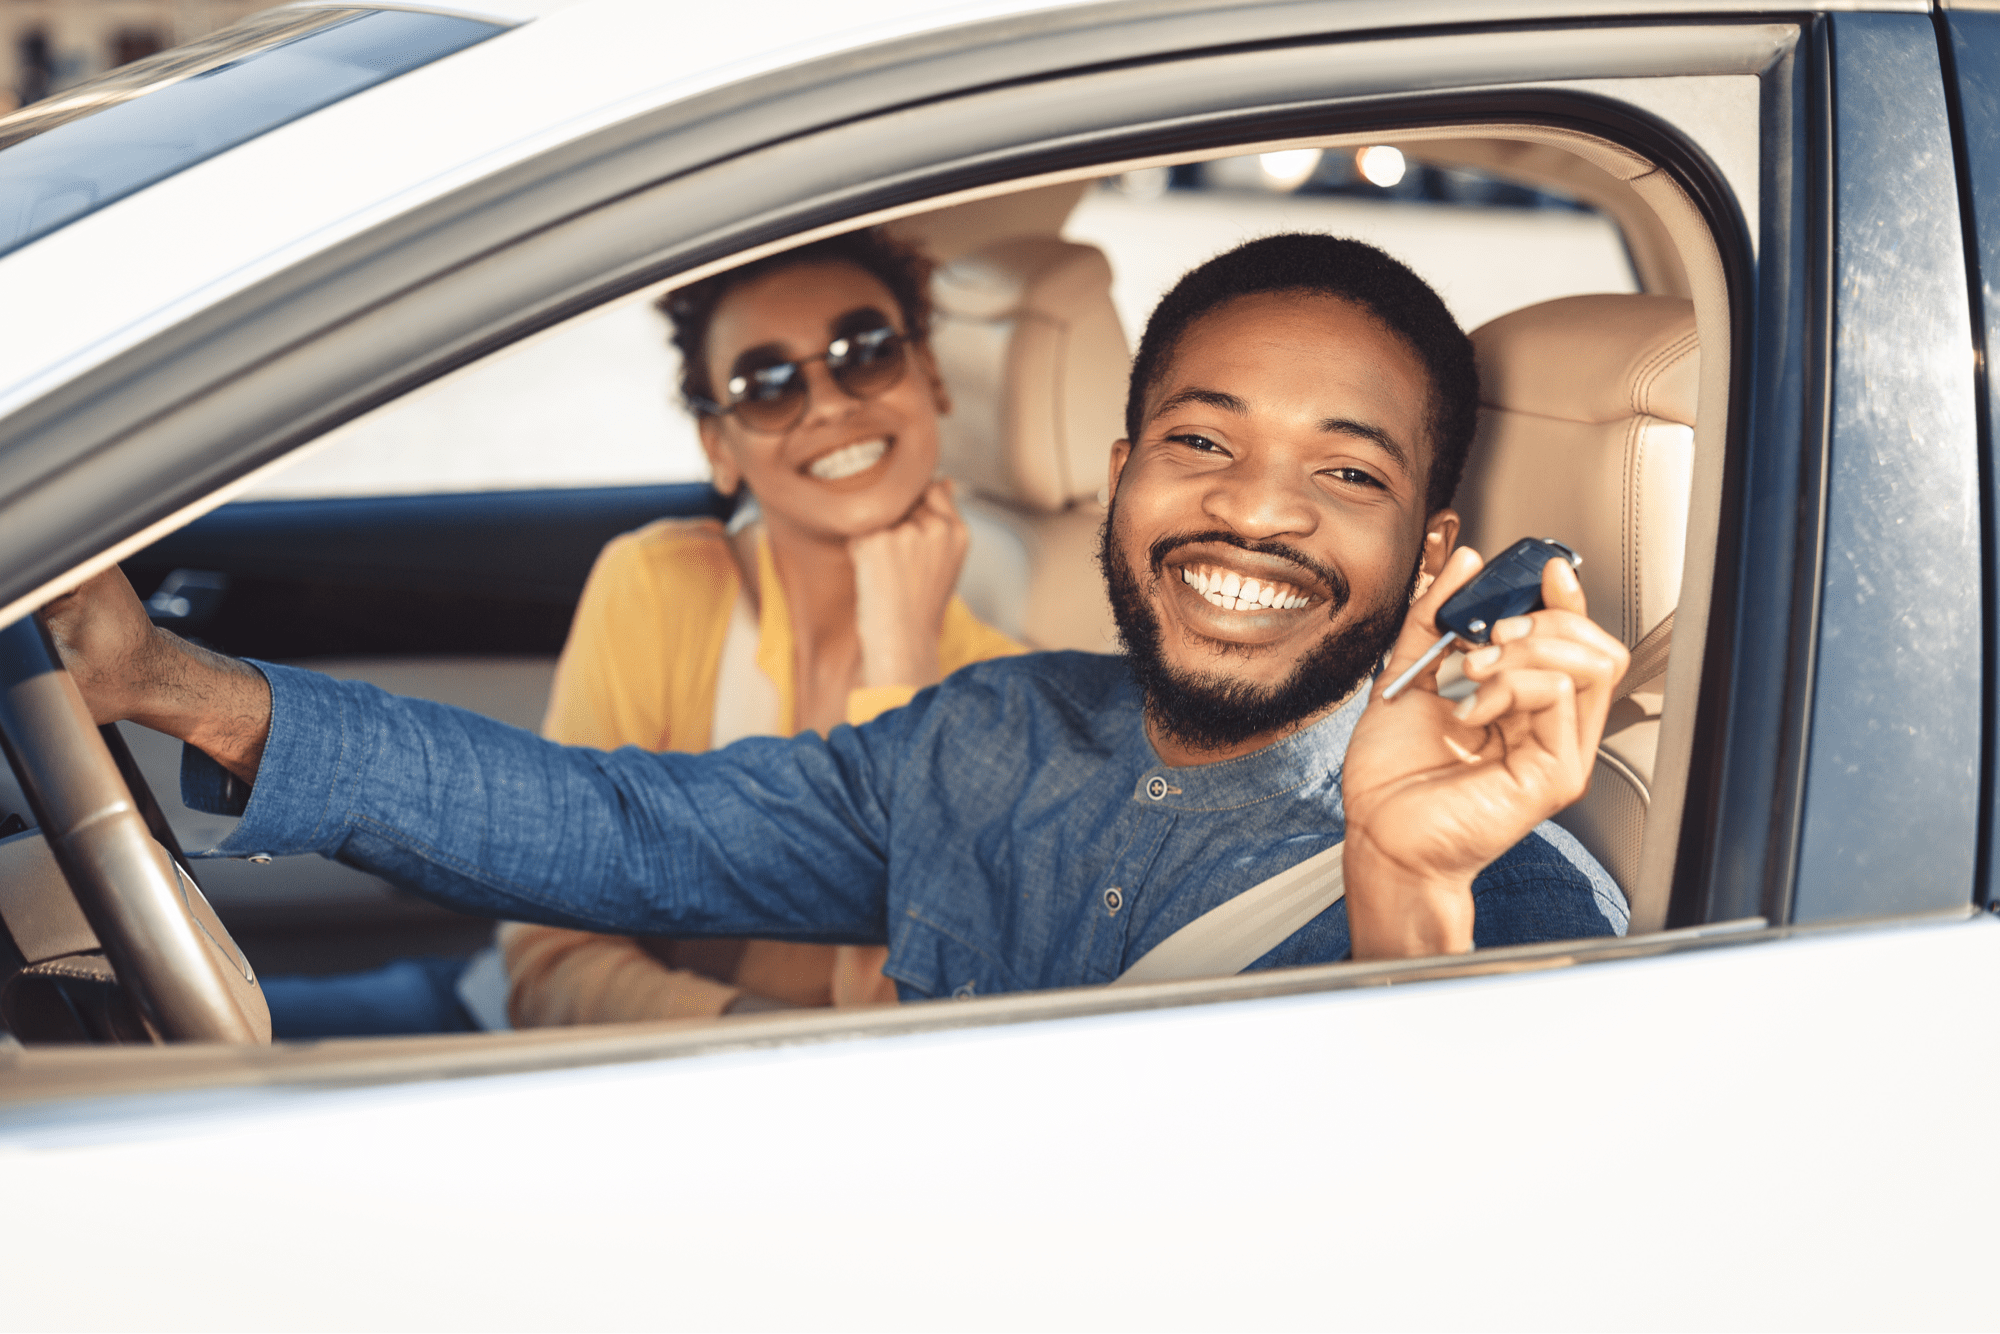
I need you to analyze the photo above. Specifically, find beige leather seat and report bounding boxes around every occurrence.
[929,237,1127,652]
[1455,293,1699,902]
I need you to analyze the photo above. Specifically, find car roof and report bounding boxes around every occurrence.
[0,0,1082,427]
[0,0,1896,455]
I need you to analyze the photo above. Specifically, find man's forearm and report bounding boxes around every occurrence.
[128,631,271,784]
[1341,828,1476,959]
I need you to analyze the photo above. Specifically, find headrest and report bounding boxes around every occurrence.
[929,238,1130,514]
[1472,293,1699,427]
[1456,293,1699,649]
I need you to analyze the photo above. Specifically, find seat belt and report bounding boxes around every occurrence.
[712,519,782,747]
[1613,610,1673,703]
[1110,612,1674,987]
[1109,841,1346,986]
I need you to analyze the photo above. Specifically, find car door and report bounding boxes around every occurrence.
[2,5,1997,1326]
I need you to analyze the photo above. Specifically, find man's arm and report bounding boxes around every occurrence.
[42,567,271,782]
[1340,549,1629,959]
[39,568,901,943]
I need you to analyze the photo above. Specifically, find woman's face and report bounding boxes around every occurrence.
[698,259,947,541]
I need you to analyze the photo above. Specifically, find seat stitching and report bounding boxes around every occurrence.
[1630,331,1699,420]
[1624,414,1644,645]
[1628,337,1678,416]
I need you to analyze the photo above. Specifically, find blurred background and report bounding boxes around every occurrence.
[2,0,267,112]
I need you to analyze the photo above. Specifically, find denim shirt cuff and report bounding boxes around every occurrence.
[182,660,357,859]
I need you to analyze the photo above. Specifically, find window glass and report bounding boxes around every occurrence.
[0,9,503,260]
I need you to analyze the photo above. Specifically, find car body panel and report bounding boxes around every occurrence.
[2,912,1995,1327]
[1791,14,1981,922]
[1944,9,2000,906]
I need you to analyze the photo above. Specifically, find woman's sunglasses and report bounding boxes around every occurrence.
[691,322,909,433]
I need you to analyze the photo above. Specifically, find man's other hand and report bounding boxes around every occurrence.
[1341,547,1629,959]
[41,566,272,783]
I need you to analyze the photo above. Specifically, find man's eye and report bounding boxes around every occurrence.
[1323,467,1386,489]
[1167,432,1227,454]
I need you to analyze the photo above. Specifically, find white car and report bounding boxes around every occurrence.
[0,0,1995,1327]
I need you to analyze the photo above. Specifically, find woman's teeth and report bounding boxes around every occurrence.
[807,438,889,480]
[1180,565,1312,611]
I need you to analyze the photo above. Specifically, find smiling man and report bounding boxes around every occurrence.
[48,234,1628,996]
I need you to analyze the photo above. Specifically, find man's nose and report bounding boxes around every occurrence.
[1199,456,1318,539]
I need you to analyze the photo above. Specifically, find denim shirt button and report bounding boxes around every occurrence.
[1103,886,1123,914]
[1145,775,1168,800]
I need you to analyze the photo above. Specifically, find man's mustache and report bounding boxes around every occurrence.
[1145,530,1351,612]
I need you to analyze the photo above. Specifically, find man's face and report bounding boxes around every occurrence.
[1102,291,1457,758]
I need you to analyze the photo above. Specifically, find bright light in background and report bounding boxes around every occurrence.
[1109,166,1170,201]
[1257,148,1321,192]
[1356,144,1407,188]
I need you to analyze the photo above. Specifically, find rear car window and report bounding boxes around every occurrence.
[0,8,505,261]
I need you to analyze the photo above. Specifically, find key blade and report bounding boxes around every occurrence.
[1380,631,1455,701]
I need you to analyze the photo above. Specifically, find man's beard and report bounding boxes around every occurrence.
[1098,502,1419,755]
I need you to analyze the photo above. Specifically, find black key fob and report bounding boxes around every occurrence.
[1435,537,1582,645]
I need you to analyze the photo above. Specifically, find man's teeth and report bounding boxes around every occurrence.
[1179,565,1313,611]
[807,438,889,480]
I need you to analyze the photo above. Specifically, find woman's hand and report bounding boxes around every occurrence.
[40,566,272,782]
[849,480,970,688]
[1340,547,1628,959]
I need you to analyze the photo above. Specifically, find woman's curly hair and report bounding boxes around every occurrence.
[659,228,935,416]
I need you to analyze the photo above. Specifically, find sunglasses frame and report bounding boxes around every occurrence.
[689,322,910,433]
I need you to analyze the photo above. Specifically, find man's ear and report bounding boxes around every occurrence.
[1411,509,1460,601]
[1107,439,1132,503]
[698,417,743,496]
[1421,508,1461,575]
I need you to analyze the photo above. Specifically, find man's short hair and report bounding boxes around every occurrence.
[1124,234,1479,516]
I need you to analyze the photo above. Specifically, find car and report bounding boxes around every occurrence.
[0,0,1995,1326]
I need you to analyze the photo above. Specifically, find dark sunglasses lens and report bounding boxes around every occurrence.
[730,366,807,431]
[830,330,907,398]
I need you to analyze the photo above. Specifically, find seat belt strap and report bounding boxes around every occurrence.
[1109,841,1346,987]
[1612,610,1673,702]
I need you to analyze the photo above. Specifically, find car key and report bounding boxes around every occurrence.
[1379,537,1583,701]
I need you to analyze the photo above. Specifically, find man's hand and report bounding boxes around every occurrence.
[40,566,272,783]
[1341,547,1629,959]
[849,480,971,689]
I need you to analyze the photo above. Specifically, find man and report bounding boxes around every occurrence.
[46,234,1630,996]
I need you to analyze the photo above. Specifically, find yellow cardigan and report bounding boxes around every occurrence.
[503,517,1022,1026]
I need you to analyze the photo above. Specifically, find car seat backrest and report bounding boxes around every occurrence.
[1458,293,1698,649]
[1457,292,1699,905]
[930,237,1129,651]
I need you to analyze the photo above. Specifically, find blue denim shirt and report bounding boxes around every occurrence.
[188,652,1626,1000]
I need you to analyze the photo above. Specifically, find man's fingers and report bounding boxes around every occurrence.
[1539,555,1587,616]
[1461,631,1622,697]
[1379,546,1482,690]
[1453,668,1585,799]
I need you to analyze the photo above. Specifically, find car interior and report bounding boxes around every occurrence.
[0,104,1741,1047]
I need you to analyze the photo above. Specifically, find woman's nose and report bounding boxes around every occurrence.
[1200,459,1318,539]
[795,357,861,426]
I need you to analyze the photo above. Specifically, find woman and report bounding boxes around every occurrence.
[500,228,1022,1025]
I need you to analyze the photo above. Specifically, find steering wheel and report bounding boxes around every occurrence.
[0,614,268,1043]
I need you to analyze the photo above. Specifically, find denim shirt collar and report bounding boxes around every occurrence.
[1125,679,1370,814]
